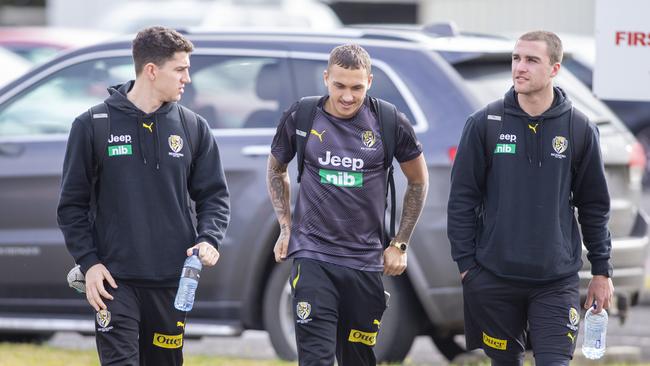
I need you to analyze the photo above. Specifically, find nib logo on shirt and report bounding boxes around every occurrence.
[319,169,363,187]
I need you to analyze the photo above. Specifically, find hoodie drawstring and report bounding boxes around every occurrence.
[154,114,160,170]
[526,118,544,167]
[137,113,160,170]
[137,114,147,165]
[537,120,544,167]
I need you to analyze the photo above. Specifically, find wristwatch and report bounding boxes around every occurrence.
[390,240,408,253]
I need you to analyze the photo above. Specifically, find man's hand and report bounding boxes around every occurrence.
[273,228,290,263]
[383,246,407,276]
[85,263,117,312]
[187,242,220,266]
[584,275,614,314]
[460,270,468,280]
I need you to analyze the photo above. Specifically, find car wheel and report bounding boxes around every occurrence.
[374,275,419,363]
[430,333,467,361]
[263,261,298,361]
[636,127,650,189]
[0,332,53,344]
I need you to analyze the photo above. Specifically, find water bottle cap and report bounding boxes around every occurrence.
[192,248,199,256]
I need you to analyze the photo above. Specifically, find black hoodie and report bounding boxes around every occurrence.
[57,81,230,283]
[447,86,612,283]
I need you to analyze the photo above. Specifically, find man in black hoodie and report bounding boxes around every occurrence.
[57,27,229,365]
[448,31,614,365]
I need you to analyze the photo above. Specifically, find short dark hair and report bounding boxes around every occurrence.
[328,44,371,74]
[518,30,563,65]
[132,26,194,76]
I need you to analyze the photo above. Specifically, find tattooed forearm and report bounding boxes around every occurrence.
[395,182,427,243]
[267,155,291,227]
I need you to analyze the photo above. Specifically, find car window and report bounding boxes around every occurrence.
[0,56,133,137]
[291,59,417,124]
[189,55,292,129]
[453,60,621,125]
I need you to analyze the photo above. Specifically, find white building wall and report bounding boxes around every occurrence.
[419,0,595,35]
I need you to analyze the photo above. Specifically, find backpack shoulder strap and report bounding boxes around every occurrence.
[485,98,505,167]
[178,104,200,163]
[569,106,589,172]
[88,102,110,169]
[371,97,399,241]
[372,97,398,169]
[295,96,321,183]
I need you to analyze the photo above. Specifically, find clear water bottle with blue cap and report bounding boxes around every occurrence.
[174,248,202,311]
[582,304,608,359]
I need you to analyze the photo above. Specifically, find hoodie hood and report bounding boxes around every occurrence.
[504,85,572,119]
[105,81,175,116]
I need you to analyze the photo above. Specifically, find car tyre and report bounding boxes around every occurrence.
[429,333,467,361]
[263,261,298,361]
[374,274,418,363]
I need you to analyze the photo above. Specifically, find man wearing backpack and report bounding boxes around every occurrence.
[266,44,428,366]
[57,26,230,365]
[448,31,614,366]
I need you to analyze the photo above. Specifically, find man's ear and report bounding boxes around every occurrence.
[144,62,157,81]
[550,62,561,78]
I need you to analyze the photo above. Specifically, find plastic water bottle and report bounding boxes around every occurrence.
[582,305,608,359]
[174,249,202,311]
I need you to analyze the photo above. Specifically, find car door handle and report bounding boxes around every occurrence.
[0,143,25,157]
[241,145,271,157]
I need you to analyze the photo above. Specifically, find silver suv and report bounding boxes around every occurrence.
[0,26,646,362]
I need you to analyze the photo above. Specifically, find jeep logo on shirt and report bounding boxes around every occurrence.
[318,151,364,171]
[107,134,132,144]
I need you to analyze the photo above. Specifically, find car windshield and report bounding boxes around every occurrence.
[452,60,622,126]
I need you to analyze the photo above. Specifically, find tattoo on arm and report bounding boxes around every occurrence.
[267,156,291,228]
[395,182,427,243]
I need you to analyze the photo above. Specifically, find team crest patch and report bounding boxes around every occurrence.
[96,309,111,328]
[552,136,568,153]
[362,131,376,148]
[567,307,580,331]
[168,135,184,158]
[296,301,312,323]
[569,307,579,326]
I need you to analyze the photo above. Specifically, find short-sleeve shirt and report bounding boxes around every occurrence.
[271,96,422,271]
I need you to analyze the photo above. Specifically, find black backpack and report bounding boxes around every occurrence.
[483,98,589,175]
[293,96,399,240]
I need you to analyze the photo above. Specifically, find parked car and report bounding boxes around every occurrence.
[0,46,31,87]
[0,27,115,64]
[558,34,650,189]
[0,25,646,362]
[94,0,341,34]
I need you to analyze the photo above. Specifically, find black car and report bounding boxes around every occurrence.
[0,26,646,363]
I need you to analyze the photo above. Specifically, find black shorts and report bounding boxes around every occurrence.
[462,266,580,363]
[291,258,387,366]
[94,281,187,366]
